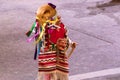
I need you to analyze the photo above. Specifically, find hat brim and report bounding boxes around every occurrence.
[36,4,56,19]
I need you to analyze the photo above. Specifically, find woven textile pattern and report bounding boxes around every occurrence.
[38,52,69,73]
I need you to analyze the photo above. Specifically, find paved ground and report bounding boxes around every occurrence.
[0,0,120,80]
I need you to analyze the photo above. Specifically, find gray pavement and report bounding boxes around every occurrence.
[0,0,120,80]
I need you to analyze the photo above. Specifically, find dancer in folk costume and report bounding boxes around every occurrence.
[26,3,76,80]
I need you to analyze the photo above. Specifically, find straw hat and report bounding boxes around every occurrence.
[36,3,57,24]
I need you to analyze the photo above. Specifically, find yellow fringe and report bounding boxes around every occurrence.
[37,70,68,80]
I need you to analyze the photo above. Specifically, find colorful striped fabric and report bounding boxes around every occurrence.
[38,52,69,74]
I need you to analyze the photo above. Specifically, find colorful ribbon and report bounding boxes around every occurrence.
[35,23,46,44]
[26,22,36,37]
[27,16,59,44]
[27,32,39,42]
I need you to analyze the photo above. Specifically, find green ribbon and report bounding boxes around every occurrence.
[26,22,36,37]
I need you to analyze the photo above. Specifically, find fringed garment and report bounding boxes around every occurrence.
[37,51,69,80]
[36,22,69,80]
[26,19,70,80]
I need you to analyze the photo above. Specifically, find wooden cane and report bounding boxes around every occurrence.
[67,43,76,58]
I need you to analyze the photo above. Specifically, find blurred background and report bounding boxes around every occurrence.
[0,0,120,80]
